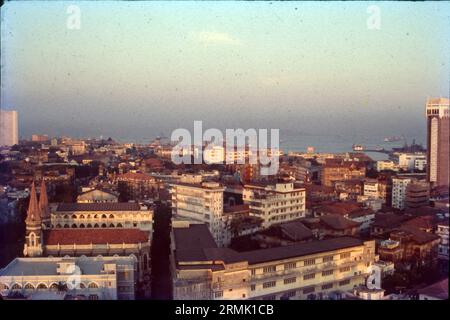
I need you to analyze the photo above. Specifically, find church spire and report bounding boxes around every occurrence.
[39,180,50,219]
[26,182,41,224]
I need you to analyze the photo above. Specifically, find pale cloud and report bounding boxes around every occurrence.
[191,31,241,45]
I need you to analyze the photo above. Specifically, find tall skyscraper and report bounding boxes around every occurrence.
[426,97,449,187]
[0,109,19,146]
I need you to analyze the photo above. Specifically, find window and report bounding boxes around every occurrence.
[322,270,334,277]
[214,291,223,298]
[251,269,256,276]
[263,295,276,300]
[25,283,35,290]
[88,282,99,289]
[251,284,256,291]
[323,255,334,263]
[89,294,99,300]
[285,291,296,298]
[263,266,276,273]
[303,273,315,280]
[284,262,296,270]
[303,287,315,294]
[340,252,351,259]
[304,258,315,266]
[284,277,296,285]
[339,266,351,273]
[339,279,351,286]
[263,281,276,289]
[321,283,333,290]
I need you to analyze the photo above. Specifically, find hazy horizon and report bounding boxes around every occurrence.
[1,1,449,145]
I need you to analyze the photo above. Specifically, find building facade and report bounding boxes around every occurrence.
[0,256,136,300]
[243,182,306,228]
[171,223,377,300]
[0,110,18,146]
[426,97,449,187]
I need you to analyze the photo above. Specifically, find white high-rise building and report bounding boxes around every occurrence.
[170,180,228,246]
[391,177,411,210]
[0,110,18,146]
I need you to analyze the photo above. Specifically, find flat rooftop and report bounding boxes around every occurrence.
[0,256,135,277]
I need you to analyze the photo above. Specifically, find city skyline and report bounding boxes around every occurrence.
[1,1,449,142]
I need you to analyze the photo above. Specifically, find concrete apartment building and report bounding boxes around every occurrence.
[0,110,19,146]
[398,153,427,171]
[243,182,306,228]
[170,222,377,300]
[405,180,430,209]
[426,97,449,187]
[0,256,136,300]
[170,180,228,246]
[391,177,412,210]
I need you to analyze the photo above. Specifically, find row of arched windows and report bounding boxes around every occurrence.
[63,214,115,220]
[0,282,99,290]
[52,223,124,228]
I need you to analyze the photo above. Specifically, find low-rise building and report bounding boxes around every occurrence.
[0,256,136,300]
[170,222,377,300]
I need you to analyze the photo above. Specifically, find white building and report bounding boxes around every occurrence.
[398,153,426,171]
[391,177,411,210]
[436,222,449,261]
[203,145,225,164]
[243,182,306,228]
[363,179,380,199]
[170,181,228,246]
[0,110,19,146]
[0,256,136,300]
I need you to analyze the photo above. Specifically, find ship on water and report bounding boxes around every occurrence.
[352,144,364,151]
[384,136,403,142]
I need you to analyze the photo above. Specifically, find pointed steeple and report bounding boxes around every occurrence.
[26,182,41,224]
[39,180,50,219]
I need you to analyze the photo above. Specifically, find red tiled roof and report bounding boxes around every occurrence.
[317,202,362,216]
[44,229,149,245]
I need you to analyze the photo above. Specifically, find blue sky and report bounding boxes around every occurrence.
[1,1,449,143]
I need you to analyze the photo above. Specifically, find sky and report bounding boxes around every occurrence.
[1,1,449,146]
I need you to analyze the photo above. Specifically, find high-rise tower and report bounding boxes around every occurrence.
[426,98,449,188]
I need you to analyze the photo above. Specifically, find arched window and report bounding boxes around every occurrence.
[64,224,70,228]
[79,224,85,228]
[101,214,107,219]
[72,214,77,219]
[11,283,22,290]
[71,224,77,228]
[87,224,92,228]
[79,283,86,289]
[37,283,48,290]
[0,283,9,290]
[29,232,36,247]
[50,283,59,290]
[56,224,62,228]
[117,223,123,228]
[109,214,114,219]
[101,223,107,228]
[63,215,69,219]
[24,283,35,290]
[89,294,99,300]
[94,214,98,219]
[88,282,99,289]
[109,223,115,228]
[80,215,85,219]
[94,224,99,228]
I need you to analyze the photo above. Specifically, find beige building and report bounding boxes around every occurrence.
[0,110,18,146]
[243,182,306,228]
[0,256,136,300]
[171,222,377,300]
